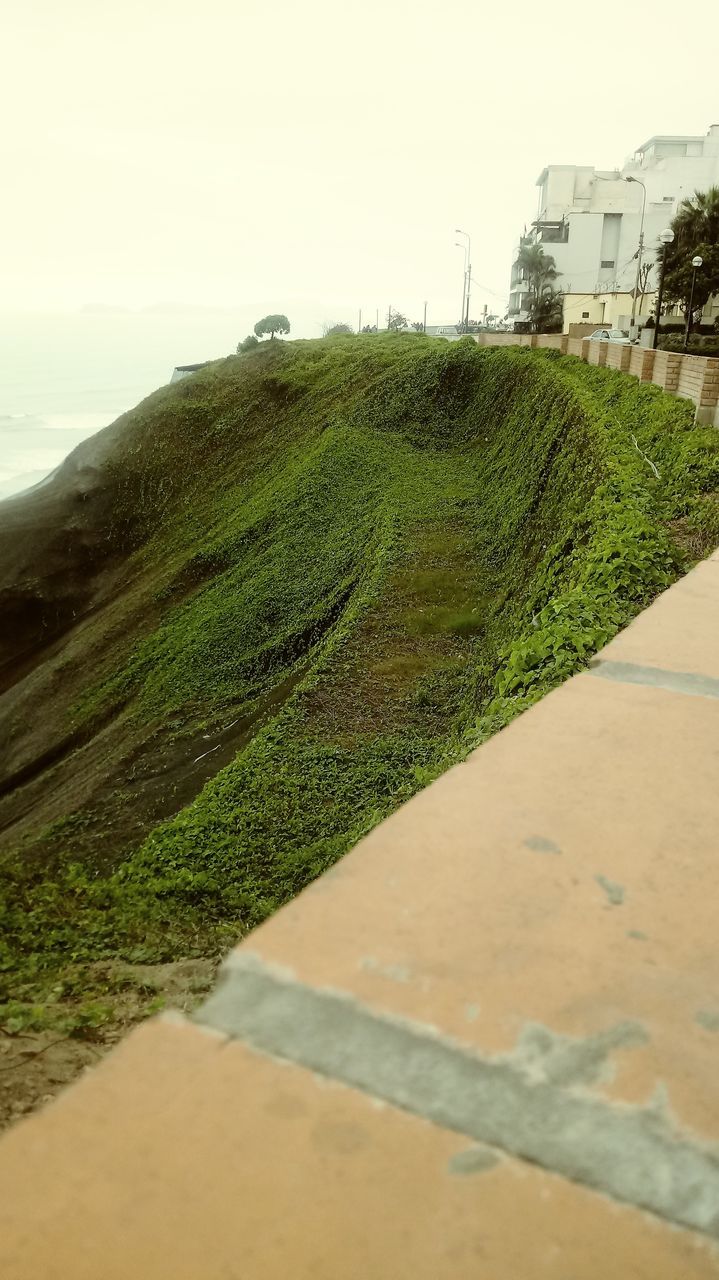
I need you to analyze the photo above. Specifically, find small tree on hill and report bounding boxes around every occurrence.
[361,324,377,333]
[387,310,408,331]
[411,321,424,332]
[254,314,290,340]
[322,322,353,336]
[237,334,259,353]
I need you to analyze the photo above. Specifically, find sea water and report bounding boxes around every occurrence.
[0,308,266,499]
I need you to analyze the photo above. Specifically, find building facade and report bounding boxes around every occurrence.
[508,125,719,332]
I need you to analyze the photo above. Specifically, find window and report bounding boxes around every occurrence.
[601,259,615,268]
[663,196,673,202]
[582,311,590,319]
[540,223,569,244]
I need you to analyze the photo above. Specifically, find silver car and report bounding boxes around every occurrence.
[587,328,632,345]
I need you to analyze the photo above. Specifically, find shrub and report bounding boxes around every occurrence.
[658,336,719,357]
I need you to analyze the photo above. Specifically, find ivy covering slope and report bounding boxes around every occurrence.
[1,334,718,1028]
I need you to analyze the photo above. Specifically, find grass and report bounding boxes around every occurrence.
[1,334,719,1033]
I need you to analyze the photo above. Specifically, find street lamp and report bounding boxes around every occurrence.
[683,255,704,352]
[652,227,675,350]
[456,228,471,330]
[624,175,647,330]
[455,241,468,330]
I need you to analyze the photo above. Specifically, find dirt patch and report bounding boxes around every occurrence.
[0,957,216,1131]
[669,492,719,563]
[0,660,308,877]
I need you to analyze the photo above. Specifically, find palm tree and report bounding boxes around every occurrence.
[532,290,565,333]
[661,187,719,337]
[672,186,719,249]
[516,244,562,332]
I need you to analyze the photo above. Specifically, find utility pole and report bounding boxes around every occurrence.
[456,243,467,329]
[456,229,471,332]
[387,305,392,330]
[683,256,704,351]
[423,300,427,333]
[652,228,675,350]
[624,176,647,331]
[358,308,362,334]
[461,267,467,330]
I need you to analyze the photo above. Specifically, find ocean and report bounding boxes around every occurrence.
[0,308,277,500]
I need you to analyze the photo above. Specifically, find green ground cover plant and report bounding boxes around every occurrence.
[1,335,718,1034]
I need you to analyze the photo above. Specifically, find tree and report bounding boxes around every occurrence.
[661,187,719,335]
[531,289,564,333]
[387,310,408,331]
[636,261,653,315]
[515,244,561,331]
[411,321,424,332]
[322,322,353,336]
[361,324,377,334]
[236,334,259,353]
[254,314,290,340]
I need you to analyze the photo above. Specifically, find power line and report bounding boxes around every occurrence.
[468,275,508,302]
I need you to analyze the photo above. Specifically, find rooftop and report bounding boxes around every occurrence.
[636,134,705,154]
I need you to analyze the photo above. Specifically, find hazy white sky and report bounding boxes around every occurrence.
[3,0,719,332]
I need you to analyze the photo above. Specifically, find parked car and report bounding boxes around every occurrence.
[587,328,633,345]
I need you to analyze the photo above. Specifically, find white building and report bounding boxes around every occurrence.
[508,125,719,332]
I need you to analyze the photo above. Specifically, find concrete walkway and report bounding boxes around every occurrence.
[1,553,719,1277]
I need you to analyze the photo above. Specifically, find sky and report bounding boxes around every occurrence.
[2,0,719,333]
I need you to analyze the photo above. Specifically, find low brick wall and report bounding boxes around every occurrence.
[677,356,719,409]
[535,335,568,353]
[606,345,632,373]
[629,347,655,381]
[566,337,589,360]
[567,323,603,339]
[651,350,682,394]
[587,340,608,367]
[475,333,540,349]
[475,333,517,348]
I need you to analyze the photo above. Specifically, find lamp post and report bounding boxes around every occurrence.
[683,255,704,352]
[456,228,471,330]
[455,239,468,330]
[624,175,647,330]
[652,227,675,350]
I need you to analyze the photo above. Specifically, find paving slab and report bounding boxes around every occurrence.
[228,671,719,1148]
[596,558,719,677]
[0,1017,716,1280]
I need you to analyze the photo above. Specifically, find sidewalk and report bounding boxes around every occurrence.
[1,552,718,1278]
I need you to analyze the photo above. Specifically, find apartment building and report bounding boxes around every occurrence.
[508,125,719,331]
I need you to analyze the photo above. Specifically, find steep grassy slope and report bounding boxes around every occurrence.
[1,334,718,1047]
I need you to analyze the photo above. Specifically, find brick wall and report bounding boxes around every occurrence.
[535,335,568,353]
[629,348,655,382]
[566,337,589,360]
[568,323,604,339]
[677,356,719,409]
[475,334,516,347]
[587,340,608,367]
[606,345,632,373]
[651,350,682,393]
